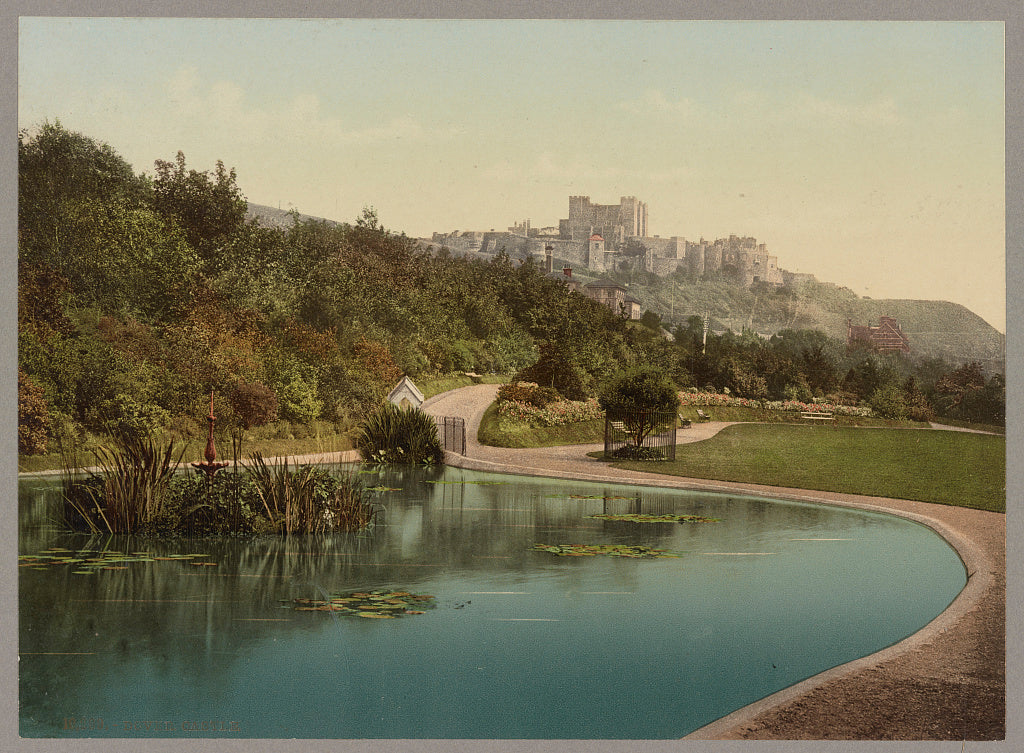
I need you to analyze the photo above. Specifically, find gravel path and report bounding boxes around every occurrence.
[421,384,1006,741]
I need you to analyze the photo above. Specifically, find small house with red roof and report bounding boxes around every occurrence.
[847,316,910,352]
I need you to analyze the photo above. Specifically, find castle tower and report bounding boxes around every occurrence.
[587,233,606,270]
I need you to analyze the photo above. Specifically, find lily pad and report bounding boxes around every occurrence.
[584,513,720,524]
[292,589,435,618]
[529,543,682,559]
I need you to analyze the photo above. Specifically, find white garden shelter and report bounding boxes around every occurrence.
[387,376,425,409]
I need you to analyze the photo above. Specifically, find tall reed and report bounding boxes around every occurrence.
[248,453,377,534]
[62,431,186,534]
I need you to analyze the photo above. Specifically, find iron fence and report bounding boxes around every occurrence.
[435,416,466,455]
[604,410,677,461]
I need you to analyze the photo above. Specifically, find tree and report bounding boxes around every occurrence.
[151,151,248,271]
[599,366,680,447]
[516,341,593,400]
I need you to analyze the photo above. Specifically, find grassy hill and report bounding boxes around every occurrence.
[622,275,1004,369]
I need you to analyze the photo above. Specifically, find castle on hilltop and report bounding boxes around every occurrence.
[427,195,789,287]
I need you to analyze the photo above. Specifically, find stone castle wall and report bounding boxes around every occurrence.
[429,197,787,286]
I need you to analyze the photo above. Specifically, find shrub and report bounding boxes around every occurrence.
[18,368,50,455]
[497,381,561,408]
[868,384,909,420]
[229,380,279,428]
[355,402,444,465]
[497,396,603,426]
[159,471,262,535]
[610,445,665,461]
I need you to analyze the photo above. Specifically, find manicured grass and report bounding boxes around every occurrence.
[477,403,606,448]
[679,404,929,428]
[417,373,509,400]
[609,424,1005,512]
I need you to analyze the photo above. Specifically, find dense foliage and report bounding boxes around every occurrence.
[18,122,1006,458]
[355,403,444,465]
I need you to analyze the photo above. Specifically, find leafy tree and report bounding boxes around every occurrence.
[151,151,248,271]
[639,310,663,331]
[516,341,594,400]
[229,381,279,429]
[934,362,986,412]
[19,121,147,266]
[599,366,680,447]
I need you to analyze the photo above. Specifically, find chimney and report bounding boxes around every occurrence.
[563,267,572,278]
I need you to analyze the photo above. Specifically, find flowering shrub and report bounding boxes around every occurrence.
[497,397,603,426]
[496,381,561,408]
[678,391,873,418]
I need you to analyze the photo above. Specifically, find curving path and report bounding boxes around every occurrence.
[420,384,1005,741]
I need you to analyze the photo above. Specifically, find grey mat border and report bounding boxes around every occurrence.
[2,2,1020,752]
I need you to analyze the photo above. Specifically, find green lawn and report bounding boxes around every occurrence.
[417,373,508,399]
[476,403,606,448]
[610,424,1005,512]
[678,404,929,428]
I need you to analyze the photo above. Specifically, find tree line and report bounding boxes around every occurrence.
[17,122,1004,455]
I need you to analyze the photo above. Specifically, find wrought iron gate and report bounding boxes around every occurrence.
[435,416,466,455]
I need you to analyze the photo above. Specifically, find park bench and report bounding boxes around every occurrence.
[801,411,834,423]
[695,409,711,422]
[678,415,691,429]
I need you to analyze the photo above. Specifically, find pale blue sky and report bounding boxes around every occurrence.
[19,18,1005,329]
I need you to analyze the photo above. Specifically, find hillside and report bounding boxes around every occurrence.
[247,203,340,229]
[606,274,1004,370]
[245,203,1003,370]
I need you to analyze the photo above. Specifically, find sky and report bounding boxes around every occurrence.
[17,17,1006,331]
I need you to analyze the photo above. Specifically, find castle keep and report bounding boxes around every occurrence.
[428,195,786,287]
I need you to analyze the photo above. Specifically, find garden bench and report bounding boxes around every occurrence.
[801,411,834,422]
[678,416,691,429]
[695,409,711,422]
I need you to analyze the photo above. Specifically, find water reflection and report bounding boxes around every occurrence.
[19,465,966,739]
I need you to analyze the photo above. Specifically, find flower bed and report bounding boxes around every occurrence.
[497,397,603,426]
[678,391,873,418]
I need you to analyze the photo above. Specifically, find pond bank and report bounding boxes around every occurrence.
[421,384,1006,741]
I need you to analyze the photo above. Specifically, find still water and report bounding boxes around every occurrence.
[19,464,965,739]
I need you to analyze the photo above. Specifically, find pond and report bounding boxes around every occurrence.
[19,464,966,739]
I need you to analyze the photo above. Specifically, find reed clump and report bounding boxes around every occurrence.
[62,430,186,534]
[355,403,443,465]
[248,453,378,535]
[61,432,379,535]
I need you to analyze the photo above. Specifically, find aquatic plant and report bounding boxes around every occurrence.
[290,589,436,618]
[61,430,186,534]
[248,453,378,534]
[355,403,443,465]
[584,513,720,523]
[529,543,681,558]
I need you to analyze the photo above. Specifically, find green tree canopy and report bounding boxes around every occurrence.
[599,366,680,446]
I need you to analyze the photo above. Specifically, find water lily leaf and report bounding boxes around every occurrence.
[358,612,396,618]
[585,513,720,523]
[530,543,682,559]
